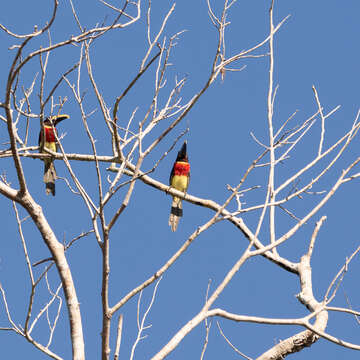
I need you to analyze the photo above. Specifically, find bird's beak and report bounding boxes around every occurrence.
[49,114,70,126]
[179,141,187,157]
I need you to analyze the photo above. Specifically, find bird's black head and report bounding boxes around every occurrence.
[176,141,188,162]
[44,118,53,126]
[44,114,70,127]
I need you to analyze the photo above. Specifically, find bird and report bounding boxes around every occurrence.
[38,114,70,196]
[168,141,190,232]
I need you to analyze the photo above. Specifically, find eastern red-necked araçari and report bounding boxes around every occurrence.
[38,114,70,196]
[168,141,190,231]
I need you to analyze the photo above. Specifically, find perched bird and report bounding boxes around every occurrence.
[38,114,70,196]
[168,141,190,232]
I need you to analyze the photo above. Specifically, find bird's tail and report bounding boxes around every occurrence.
[169,196,183,232]
[44,159,57,196]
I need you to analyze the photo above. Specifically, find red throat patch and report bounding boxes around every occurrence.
[44,126,57,142]
[174,162,190,176]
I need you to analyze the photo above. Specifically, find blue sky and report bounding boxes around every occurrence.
[1,1,360,359]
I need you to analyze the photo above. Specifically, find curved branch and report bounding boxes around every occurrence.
[0,183,85,360]
[0,0,58,39]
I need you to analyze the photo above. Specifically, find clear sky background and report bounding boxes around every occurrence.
[1,1,360,359]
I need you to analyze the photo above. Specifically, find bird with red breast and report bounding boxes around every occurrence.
[168,141,190,231]
[38,114,70,196]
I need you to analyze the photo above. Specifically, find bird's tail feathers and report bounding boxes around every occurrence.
[169,197,183,232]
[44,160,57,196]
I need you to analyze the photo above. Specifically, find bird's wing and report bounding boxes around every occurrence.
[38,126,44,148]
[169,163,176,185]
